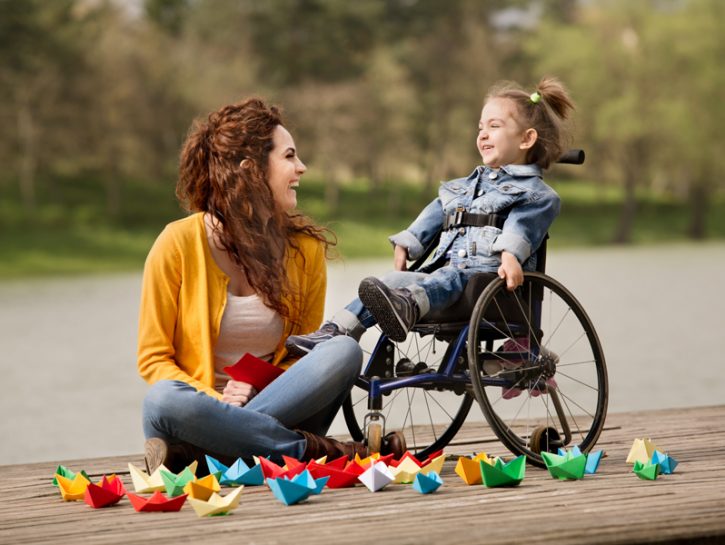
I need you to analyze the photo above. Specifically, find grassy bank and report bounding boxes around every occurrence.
[1,175,724,278]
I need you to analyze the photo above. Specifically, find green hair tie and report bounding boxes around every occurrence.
[529,91,542,104]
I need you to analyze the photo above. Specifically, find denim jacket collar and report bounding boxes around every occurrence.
[475,163,542,180]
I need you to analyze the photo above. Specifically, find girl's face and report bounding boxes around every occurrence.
[267,125,306,211]
[477,97,535,169]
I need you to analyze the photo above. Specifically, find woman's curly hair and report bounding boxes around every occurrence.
[176,97,332,320]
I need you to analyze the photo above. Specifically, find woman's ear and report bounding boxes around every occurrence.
[240,158,253,169]
[520,128,538,150]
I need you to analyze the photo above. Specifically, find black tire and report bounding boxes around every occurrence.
[343,331,474,460]
[467,272,608,467]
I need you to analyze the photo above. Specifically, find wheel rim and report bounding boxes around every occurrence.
[344,329,473,460]
[467,272,608,466]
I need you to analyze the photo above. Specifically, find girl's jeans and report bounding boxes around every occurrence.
[334,267,481,336]
[142,336,362,461]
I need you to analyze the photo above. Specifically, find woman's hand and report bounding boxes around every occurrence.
[498,251,524,291]
[222,380,258,407]
[393,245,408,271]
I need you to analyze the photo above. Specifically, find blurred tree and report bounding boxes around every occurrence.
[525,0,660,243]
[647,0,725,239]
[0,0,91,213]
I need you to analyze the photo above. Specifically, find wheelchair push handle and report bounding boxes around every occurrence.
[557,149,585,165]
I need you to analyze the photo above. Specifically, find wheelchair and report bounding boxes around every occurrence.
[341,150,608,468]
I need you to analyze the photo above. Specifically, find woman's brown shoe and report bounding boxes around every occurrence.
[297,430,368,461]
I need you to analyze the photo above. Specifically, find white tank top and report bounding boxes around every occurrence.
[213,292,284,391]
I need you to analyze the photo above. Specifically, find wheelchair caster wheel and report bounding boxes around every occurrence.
[367,421,382,455]
[530,426,563,454]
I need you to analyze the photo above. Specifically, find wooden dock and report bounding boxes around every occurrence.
[1,405,723,545]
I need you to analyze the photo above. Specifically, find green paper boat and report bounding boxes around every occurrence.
[541,451,587,480]
[633,460,660,481]
[479,456,526,487]
[160,466,197,497]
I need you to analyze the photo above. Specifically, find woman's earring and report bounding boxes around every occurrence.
[240,159,252,169]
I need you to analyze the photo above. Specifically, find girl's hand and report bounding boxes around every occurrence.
[222,380,258,407]
[394,245,408,271]
[498,251,524,291]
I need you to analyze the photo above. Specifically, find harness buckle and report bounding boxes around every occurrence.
[453,206,464,227]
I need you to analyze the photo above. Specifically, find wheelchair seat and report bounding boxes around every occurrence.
[419,272,499,324]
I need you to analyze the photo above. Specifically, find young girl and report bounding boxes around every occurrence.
[286,77,574,353]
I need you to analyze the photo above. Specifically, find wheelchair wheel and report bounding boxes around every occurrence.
[467,272,608,468]
[343,331,474,460]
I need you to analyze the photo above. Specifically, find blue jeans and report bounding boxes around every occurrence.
[142,336,362,461]
[335,267,480,333]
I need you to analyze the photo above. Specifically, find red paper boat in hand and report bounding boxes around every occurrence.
[84,475,126,508]
[127,491,188,512]
[223,353,284,392]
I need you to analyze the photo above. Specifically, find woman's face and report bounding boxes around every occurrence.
[267,125,306,211]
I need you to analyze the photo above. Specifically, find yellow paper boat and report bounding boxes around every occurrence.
[626,438,659,464]
[420,454,446,476]
[55,473,91,501]
[188,487,244,517]
[184,474,221,500]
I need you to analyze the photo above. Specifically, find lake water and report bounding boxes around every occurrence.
[1,243,723,465]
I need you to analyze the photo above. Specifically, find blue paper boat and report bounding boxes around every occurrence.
[585,450,603,474]
[205,455,265,486]
[268,478,312,505]
[651,450,678,475]
[290,469,328,495]
[412,471,443,494]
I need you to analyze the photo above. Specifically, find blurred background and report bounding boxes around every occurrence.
[1,0,723,464]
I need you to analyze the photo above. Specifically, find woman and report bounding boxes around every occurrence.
[138,98,404,473]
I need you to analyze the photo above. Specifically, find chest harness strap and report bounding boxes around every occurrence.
[444,206,505,230]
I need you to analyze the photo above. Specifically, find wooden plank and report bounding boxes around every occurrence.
[1,405,723,545]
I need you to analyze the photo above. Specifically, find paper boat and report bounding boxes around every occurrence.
[55,473,91,501]
[651,450,678,475]
[267,470,329,505]
[307,461,359,488]
[160,466,197,497]
[184,473,221,500]
[52,465,90,487]
[128,463,171,493]
[542,451,587,480]
[626,438,659,464]
[358,462,395,492]
[83,475,126,508]
[419,454,446,476]
[413,471,443,494]
[455,456,483,485]
[390,456,423,484]
[480,456,526,487]
[206,456,265,487]
[633,460,660,480]
[127,491,188,512]
[188,487,244,517]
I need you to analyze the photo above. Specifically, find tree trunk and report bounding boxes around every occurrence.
[17,101,37,213]
[612,169,637,244]
[687,183,708,240]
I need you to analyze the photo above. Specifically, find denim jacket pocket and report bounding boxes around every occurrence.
[439,181,470,213]
[469,225,500,258]
[477,183,528,214]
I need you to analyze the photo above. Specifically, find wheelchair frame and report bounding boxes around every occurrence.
[341,150,609,467]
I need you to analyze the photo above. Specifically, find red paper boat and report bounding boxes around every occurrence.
[421,450,444,466]
[127,491,187,512]
[389,451,422,468]
[223,353,284,392]
[307,462,359,488]
[258,457,288,480]
[343,461,366,476]
[84,475,126,508]
[282,455,307,474]
[324,455,350,470]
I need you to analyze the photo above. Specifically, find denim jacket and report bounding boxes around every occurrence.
[389,164,560,272]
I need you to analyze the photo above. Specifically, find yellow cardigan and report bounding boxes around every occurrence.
[137,212,326,400]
